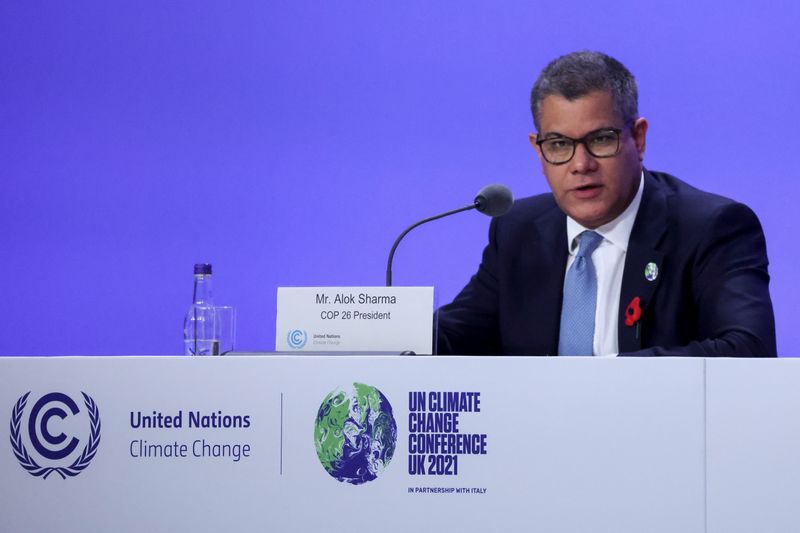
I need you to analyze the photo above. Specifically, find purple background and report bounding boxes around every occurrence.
[1,1,797,356]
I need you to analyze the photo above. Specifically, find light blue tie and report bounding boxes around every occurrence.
[559,231,604,356]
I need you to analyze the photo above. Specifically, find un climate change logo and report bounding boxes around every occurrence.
[314,383,397,485]
[9,392,101,479]
[287,329,307,349]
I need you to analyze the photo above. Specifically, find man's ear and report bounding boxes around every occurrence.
[632,118,648,161]
[529,133,542,158]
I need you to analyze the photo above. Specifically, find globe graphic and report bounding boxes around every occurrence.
[314,383,397,485]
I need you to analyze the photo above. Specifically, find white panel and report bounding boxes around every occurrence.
[706,358,800,533]
[0,356,705,533]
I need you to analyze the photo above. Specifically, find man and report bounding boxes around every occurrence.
[437,51,776,357]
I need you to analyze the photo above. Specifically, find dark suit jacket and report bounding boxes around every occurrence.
[437,170,777,357]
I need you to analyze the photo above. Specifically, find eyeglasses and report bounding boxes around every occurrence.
[536,127,623,165]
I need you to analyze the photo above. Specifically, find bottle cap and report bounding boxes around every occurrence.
[193,263,212,275]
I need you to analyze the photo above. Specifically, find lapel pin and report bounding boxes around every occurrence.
[644,262,659,282]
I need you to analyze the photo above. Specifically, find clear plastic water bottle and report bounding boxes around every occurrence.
[183,263,219,355]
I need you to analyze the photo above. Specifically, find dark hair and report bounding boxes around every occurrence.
[530,51,638,131]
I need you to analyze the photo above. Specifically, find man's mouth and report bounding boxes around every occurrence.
[572,183,603,198]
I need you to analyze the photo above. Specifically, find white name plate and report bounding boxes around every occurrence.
[276,286,434,354]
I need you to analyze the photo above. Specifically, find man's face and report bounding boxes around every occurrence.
[529,90,648,229]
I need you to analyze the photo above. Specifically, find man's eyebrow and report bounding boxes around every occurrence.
[540,126,618,140]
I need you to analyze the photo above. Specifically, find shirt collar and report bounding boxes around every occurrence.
[565,171,645,255]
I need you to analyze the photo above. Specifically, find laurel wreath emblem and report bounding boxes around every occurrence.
[9,391,102,479]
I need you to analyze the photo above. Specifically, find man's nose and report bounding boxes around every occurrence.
[570,142,598,173]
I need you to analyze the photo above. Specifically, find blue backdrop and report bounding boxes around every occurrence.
[2,1,797,355]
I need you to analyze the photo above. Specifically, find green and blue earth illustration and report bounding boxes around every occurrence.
[314,383,397,485]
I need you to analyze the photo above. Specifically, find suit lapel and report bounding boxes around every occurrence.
[517,205,567,355]
[618,170,668,353]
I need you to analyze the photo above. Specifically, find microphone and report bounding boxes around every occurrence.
[474,183,514,216]
[386,184,513,286]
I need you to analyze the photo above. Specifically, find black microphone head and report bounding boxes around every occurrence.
[474,184,513,217]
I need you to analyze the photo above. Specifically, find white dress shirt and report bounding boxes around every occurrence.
[564,172,644,357]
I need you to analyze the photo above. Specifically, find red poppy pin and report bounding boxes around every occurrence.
[625,296,642,327]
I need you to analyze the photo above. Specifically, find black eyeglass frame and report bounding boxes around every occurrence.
[535,127,624,165]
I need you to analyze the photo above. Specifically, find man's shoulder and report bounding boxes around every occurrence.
[488,191,564,246]
[649,170,738,208]
[647,170,756,223]
[501,191,561,224]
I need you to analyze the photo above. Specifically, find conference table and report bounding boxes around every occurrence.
[1,355,797,532]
